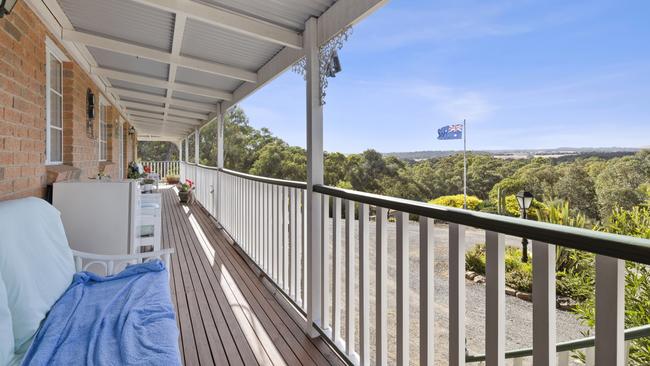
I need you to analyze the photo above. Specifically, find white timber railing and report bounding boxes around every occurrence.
[180,162,650,366]
[141,160,180,180]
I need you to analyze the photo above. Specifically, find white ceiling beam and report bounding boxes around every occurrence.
[126,102,207,120]
[93,67,168,88]
[111,87,216,112]
[129,111,200,126]
[128,110,196,126]
[132,116,197,127]
[163,14,187,126]
[128,110,163,119]
[167,109,208,120]
[94,67,233,101]
[132,120,190,133]
[63,29,257,83]
[137,135,182,142]
[172,83,232,100]
[130,0,302,49]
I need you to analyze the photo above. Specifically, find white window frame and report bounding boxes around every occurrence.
[98,97,107,162]
[45,37,68,165]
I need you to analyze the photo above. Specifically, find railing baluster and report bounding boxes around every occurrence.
[533,240,556,366]
[302,189,308,309]
[345,199,355,356]
[449,223,466,366]
[331,197,342,343]
[275,185,281,284]
[271,185,277,281]
[290,188,298,300]
[257,182,262,264]
[486,231,505,366]
[297,189,304,306]
[267,184,272,273]
[278,186,284,287]
[321,194,330,332]
[595,255,625,365]
[420,216,434,366]
[358,203,370,366]
[283,186,290,292]
[396,211,409,366]
[376,206,388,366]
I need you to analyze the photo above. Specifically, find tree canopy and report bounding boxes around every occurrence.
[138,106,649,223]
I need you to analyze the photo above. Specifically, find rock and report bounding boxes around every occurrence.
[516,292,532,301]
[465,271,477,280]
[473,275,485,284]
[505,287,517,296]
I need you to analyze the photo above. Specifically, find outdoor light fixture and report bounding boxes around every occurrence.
[516,190,534,262]
[326,50,342,78]
[0,0,18,18]
[128,126,136,136]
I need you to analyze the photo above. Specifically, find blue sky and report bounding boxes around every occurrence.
[240,0,650,154]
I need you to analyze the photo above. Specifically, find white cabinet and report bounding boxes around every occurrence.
[53,181,138,255]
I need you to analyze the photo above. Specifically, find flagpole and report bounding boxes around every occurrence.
[463,119,467,209]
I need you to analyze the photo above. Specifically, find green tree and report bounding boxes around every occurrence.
[556,165,599,219]
[137,141,178,161]
[594,156,647,220]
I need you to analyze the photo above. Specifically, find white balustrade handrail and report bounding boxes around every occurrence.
[141,161,180,181]
[180,161,650,366]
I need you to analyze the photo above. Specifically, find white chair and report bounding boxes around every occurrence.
[134,193,162,254]
[0,197,173,365]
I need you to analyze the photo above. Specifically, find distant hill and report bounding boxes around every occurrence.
[384,147,642,161]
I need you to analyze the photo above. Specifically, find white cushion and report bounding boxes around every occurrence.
[0,197,75,352]
[0,272,14,365]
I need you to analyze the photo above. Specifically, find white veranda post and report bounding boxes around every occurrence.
[184,137,189,163]
[305,16,323,337]
[194,128,200,164]
[216,103,224,224]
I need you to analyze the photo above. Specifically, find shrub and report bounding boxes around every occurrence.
[573,206,650,365]
[465,244,486,274]
[429,194,483,210]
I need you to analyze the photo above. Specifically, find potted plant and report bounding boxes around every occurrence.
[142,178,156,192]
[177,179,194,203]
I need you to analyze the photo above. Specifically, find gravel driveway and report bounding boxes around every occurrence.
[321,218,590,365]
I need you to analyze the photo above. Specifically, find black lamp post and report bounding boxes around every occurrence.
[516,190,534,262]
[0,0,18,18]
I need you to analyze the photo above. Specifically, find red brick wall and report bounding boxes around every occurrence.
[0,2,136,201]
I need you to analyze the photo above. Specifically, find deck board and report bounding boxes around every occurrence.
[161,188,345,366]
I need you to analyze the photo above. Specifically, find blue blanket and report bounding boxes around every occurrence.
[22,260,181,366]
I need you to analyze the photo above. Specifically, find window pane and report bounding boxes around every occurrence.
[50,92,62,128]
[49,55,62,92]
[50,128,62,162]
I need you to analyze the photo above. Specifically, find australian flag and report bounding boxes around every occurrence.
[437,124,463,140]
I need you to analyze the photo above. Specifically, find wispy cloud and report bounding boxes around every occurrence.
[351,0,603,52]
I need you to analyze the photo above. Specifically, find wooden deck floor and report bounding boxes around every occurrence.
[160,188,345,366]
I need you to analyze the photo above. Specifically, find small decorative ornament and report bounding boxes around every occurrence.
[0,0,18,18]
[86,89,95,138]
[292,27,352,105]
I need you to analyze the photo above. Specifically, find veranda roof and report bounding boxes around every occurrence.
[33,0,386,141]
